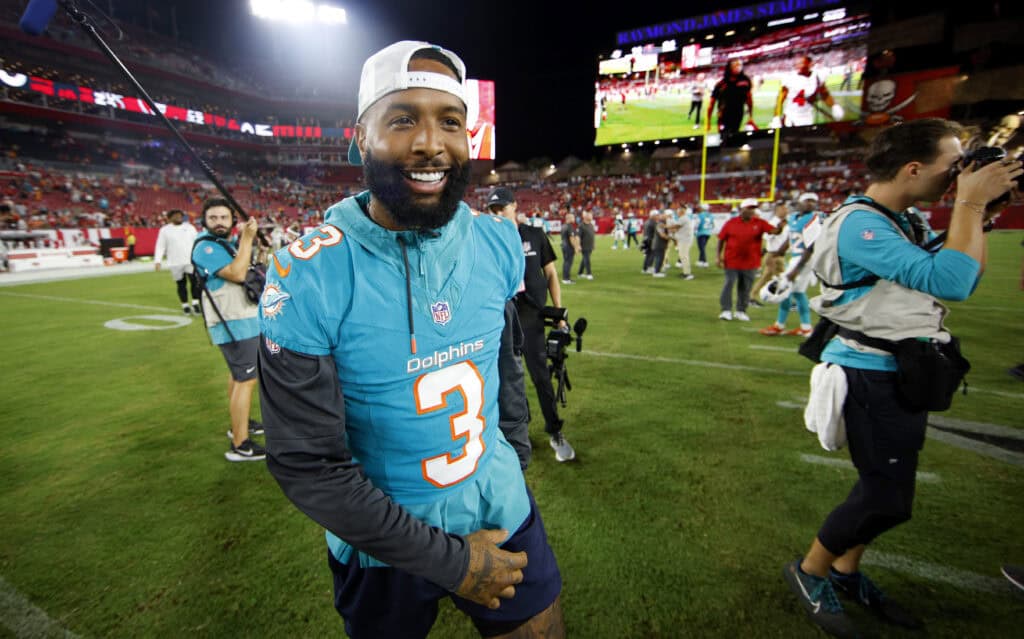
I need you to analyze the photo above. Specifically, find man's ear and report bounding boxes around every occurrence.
[355,123,367,158]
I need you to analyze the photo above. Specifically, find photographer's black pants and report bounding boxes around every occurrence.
[516,304,563,437]
[817,367,928,556]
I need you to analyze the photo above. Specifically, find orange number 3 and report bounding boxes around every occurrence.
[288,225,343,260]
[415,361,486,488]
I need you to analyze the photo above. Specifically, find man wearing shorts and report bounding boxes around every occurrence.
[192,199,264,462]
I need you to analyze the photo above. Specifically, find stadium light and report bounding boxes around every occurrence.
[250,0,347,25]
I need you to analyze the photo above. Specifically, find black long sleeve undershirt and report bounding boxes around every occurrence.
[257,337,470,591]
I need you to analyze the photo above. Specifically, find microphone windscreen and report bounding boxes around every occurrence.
[19,0,58,36]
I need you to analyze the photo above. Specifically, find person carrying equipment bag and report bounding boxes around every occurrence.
[782,119,1022,639]
[191,198,266,462]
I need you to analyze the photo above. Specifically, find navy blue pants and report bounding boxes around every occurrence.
[817,367,928,555]
[328,490,561,638]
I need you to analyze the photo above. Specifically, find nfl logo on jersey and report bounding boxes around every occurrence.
[431,301,451,326]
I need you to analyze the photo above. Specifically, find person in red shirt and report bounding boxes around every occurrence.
[717,198,782,321]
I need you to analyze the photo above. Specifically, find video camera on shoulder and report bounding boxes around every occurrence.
[955,146,1023,208]
[540,306,588,406]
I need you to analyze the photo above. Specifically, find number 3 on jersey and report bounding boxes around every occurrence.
[416,361,486,488]
[288,225,343,260]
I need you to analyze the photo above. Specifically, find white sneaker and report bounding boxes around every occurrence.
[719,310,733,320]
[735,312,750,321]
[682,274,695,280]
[549,433,576,462]
[585,274,594,280]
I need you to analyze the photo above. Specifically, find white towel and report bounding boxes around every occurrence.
[804,362,848,451]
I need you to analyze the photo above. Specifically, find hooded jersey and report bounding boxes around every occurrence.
[260,192,529,569]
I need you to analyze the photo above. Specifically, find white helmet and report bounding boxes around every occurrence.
[759,275,793,304]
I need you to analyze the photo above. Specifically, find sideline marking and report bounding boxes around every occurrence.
[748,344,797,352]
[104,315,193,331]
[776,400,804,410]
[0,575,80,638]
[862,551,1014,594]
[926,429,1024,468]
[929,415,1024,441]
[581,350,806,377]
[0,291,176,313]
[799,453,941,483]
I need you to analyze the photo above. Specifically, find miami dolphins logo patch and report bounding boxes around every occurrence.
[261,284,290,320]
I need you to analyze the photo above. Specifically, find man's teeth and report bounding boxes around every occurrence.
[408,171,445,182]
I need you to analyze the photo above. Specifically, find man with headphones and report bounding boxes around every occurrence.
[192,198,264,462]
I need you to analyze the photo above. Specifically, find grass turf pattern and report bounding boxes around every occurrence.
[0,231,1021,637]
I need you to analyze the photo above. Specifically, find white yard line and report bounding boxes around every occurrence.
[580,350,807,377]
[926,429,1024,468]
[0,576,80,638]
[862,551,1014,594]
[0,291,176,313]
[799,453,941,483]
[928,415,1024,440]
[748,344,798,352]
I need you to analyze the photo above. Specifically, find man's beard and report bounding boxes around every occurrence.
[363,150,471,231]
[210,225,230,237]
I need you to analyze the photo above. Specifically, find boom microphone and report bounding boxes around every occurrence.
[573,317,587,352]
[19,0,58,36]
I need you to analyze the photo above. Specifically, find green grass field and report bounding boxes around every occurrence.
[595,74,863,146]
[1,231,1022,638]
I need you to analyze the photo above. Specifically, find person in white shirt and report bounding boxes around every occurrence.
[669,205,696,279]
[770,56,844,129]
[154,209,200,314]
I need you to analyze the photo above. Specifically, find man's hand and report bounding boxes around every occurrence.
[716,256,724,268]
[455,529,528,609]
[154,262,161,271]
[239,217,258,241]
[985,186,1022,223]
[958,159,1023,208]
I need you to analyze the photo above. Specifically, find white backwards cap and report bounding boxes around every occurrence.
[348,40,467,165]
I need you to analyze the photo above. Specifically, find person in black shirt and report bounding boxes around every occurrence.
[560,212,581,284]
[487,187,577,462]
[707,58,754,136]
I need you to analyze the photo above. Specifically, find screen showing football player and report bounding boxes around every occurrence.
[770,55,844,129]
[707,58,755,135]
[257,41,565,638]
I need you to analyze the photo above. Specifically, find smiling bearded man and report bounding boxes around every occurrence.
[257,41,565,639]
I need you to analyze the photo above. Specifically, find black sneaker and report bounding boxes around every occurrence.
[783,559,860,639]
[225,438,266,462]
[183,306,192,315]
[830,569,922,629]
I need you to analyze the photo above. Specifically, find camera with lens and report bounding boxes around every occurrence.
[956,146,1023,208]
[540,306,588,406]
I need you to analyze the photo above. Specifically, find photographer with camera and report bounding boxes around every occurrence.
[784,119,1022,638]
[487,187,576,462]
[192,199,265,462]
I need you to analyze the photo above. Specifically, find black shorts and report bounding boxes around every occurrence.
[218,337,258,381]
[328,490,561,638]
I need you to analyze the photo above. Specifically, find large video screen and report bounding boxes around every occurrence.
[594,7,869,146]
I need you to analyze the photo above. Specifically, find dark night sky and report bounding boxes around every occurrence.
[101,0,961,162]
[101,0,751,162]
